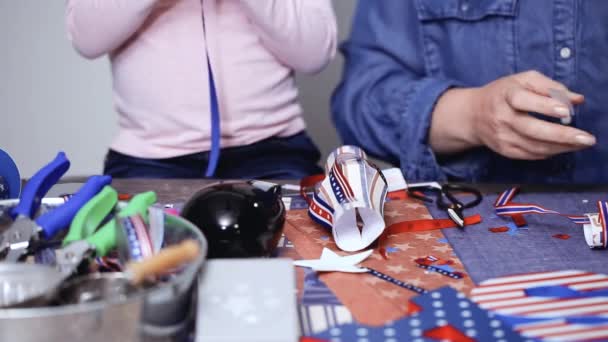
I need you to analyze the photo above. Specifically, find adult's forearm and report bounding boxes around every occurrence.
[429,88,482,155]
[66,0,158,59]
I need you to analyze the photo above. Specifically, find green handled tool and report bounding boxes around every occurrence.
[55,188,156,277]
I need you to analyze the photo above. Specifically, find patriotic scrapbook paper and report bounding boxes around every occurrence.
[286,198,475,326]
[471,270,608,341]
[311,286,524,342]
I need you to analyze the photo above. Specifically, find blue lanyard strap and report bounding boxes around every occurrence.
[205,56,221,177]
[202,7,220,177]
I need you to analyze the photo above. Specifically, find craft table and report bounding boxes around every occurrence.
[105,179,608,341]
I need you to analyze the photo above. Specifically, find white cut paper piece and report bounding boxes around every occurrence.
[383,168,408,192]
[293,248,373,273]
[382,167,441,192]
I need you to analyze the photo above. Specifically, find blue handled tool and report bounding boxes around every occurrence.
[0,149,20,199]
[1,174,111,262]
[1,152,111,261]
[9,152,70,220]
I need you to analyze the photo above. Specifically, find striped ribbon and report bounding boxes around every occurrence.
[495,188,608,248]
[308,192,334,229]
[329,165,356,204]
[495,187,595,225]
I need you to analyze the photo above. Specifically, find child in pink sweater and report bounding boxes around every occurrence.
[66,0,337,179]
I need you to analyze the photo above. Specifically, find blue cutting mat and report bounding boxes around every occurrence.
[426,190,608,284]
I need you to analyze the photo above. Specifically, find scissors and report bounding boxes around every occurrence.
[407,183,482,228]
[54,187,156,277]
[1,152,112,261]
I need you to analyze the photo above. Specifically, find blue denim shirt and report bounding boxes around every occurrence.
[332,0,608,184]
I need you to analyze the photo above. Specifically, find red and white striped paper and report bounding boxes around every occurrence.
[471,270,608,341]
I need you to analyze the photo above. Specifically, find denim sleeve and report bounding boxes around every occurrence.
[331,1,461,182]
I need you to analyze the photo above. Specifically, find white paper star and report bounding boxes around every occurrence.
[293,247,373,273]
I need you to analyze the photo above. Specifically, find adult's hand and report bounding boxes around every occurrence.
[430,70,596,160]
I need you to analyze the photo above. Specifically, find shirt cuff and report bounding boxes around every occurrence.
[399,78,461,182]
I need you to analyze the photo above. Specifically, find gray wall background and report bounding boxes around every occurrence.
[0,1,357,178]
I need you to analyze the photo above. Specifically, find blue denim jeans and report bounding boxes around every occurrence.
[103,132,323,179]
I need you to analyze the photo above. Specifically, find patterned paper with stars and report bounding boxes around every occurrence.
[312,286,524,342]
[284,198,475,326]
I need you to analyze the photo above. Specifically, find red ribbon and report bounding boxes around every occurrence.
[299,174,326,205]
[379,215,481,259]
[299,338,327,342]
[386,215,482,234]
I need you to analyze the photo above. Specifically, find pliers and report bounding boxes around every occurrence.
[54,187,156,277]
[0,152,111,261]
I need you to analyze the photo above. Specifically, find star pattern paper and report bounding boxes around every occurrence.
[415,233,435,241]
[384,210,402,218]
[311,287,524,342]
[284,198,474,326]
[364,276,384,286]
[380,289,402,300]
[386,264,407,274]
[431,245,452,253]
[394,242,414,251]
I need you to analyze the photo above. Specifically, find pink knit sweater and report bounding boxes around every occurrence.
[66,0,337,158]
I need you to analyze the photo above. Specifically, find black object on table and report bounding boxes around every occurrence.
[408,183,483,228]
[180,181,286,258]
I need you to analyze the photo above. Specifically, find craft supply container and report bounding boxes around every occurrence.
[0,212,207,342]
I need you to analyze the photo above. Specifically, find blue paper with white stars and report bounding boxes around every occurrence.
[312,286,524,342]
[426,191,608,283]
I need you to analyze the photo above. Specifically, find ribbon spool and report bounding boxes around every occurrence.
[0,149,20,199]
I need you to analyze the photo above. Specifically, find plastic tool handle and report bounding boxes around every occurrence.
[127,239,200,286]
[11,152,70,219]
[86,191,157,257]
[85,219,118,257]
[118,191,157,220]
[38,175,112,239]
[62,185,118,246]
